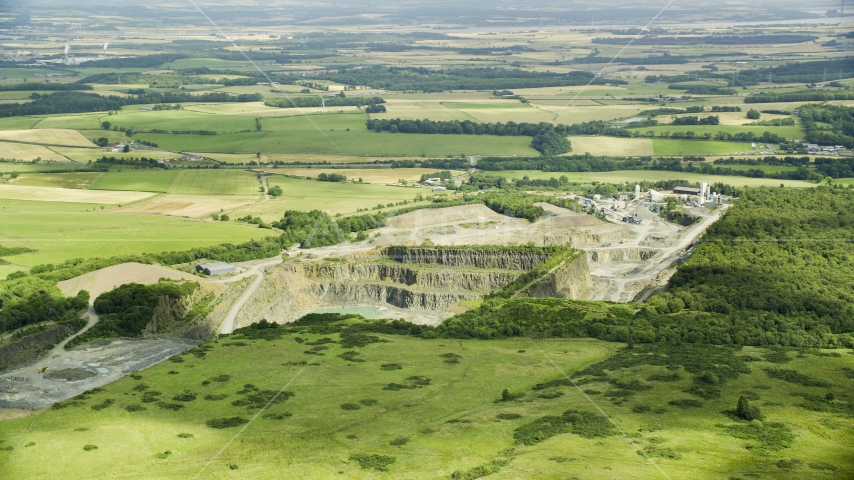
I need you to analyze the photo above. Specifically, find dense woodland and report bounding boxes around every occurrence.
[798,104,854,149]
[592,35,818,45]
[265,96,385,109]
[744,90,854,104]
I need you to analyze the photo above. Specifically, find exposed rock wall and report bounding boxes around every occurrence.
[587,248,658,263]
[301,263,518,292]
[379,247,549,271]
[527,254,593,300]
[312,283,477,310]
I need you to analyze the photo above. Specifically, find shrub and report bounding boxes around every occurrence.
[537,391,565,399]
[440,353,462,364]
[83,444,98,451]
[380,363,402,370]
[350,453,396,472]
[173,392,197,402]
[204,394,227,401]
[633,405,651,413]
[514,409,615,445]
[155,402,184,411]
[132,384,149,392]
[735,396,763,421]
[263,412,293,420]
[647,372,681,382]
[359,399,378,406]
[389,436,409,446]
[90,399,115,411]
[341,403,361,410]
[497,413,522,420]
[668,399,704,408]
[765,368,830,387]
[206,417,249,429]
[177,433,194,438]
[125,404,146,412]
[338,351,364,363]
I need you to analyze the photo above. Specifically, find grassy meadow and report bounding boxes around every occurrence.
[0,328,850,479]
[168,169,261,195]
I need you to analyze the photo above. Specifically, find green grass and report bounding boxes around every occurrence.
[240,176,426,220]
[1,333,851,479]
[90,171,179,193]
[0,163,88,173]
[261,112,368,132]
[109,110,258,134]
[34,113,104,130]
[133,132,266,153]
[169,169,260,195]
[0,116,41,131]
[0,199,268,269]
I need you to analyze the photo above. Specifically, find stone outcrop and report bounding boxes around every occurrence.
[239,245,595,326]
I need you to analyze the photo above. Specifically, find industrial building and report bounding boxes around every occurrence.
[196,262,236,276]
[673,186,701,196]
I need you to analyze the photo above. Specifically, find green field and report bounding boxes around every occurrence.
[133,132,267,153]
[168,169,261,195]
[0,116,41,131]
[34,113,105,130]
[109,110,258,134]
[0,199,268,269]
[240,176,427,220]
[652,139,756,156]
[1,328,850,479]
[90,170,180,193]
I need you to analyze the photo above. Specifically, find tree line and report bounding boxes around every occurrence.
[264,96,385,109]
[744,91,854,104]
[798,104,854,149]
[0,91,263,118]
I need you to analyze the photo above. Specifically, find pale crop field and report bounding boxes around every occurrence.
[567,136,654,156]
[118,194,260,218]
[52,147,179,163]
[0,129,96,147]
[0,184,153,204]
[533,104,648,123]
[33,113,104,130]
[197,152,376,165]
[369,102,474,122]
[11,172,101,189]
[0,141,70,161]
[169,169,261,195]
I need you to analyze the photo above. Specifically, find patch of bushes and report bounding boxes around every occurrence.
[338,351,364,362]
[204,394,228,401]
[263,412,293,420]
[341,403,361,410]
[304,345,329,355]
[350,453,396,472]
[809,462,838,472]
[765,368,831,387]
[206,417,249,429]
[232,319,287,340]
[380,363,402,370]
[223,342,248,347]
[90,399,115,411]
[141,391,162,403]
[132,384,149,392]
[720,422,794,451]
[647,372,681,382]
[499,389,524,402]
[340,333,387,348]
[668,399,704,408]
[633,405,651,413]
[173,392,197,402]
[177,433,194,438]
[763,349,791,363]
[537,391,565,399]
[83,444,98,451]
[125,404,146,412]
[450,458,511,479]
[359,399,378,406]
[440,353,462,364]
[641,446,682,460]
[497,413,522,420]
[232,390,293,410]
[514,410,616,445]
[389,436,409,446]
[155,402,184,411]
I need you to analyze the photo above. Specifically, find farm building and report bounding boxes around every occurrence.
[196,262,236,276]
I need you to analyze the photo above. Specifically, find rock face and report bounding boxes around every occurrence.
[238,245,594,327]
[528,254,593,300]
[587,248,658,263]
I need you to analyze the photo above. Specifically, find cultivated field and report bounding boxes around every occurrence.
[0,184,152,204]
[0,141,70,162]
[169,169,261,195]
[0,129,96,147]
[11,172,101,189]
[265,168,463,184]
[91,170,180,193]
[567,136,654,156]
[118,194,260,218]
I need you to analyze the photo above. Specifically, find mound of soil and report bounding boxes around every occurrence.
[388,205,504,229]
[44,368,97,381]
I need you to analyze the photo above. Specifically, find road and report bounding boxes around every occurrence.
[215,255,284,334]
[55,306,99,351]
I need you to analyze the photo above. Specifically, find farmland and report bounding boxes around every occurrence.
[90,170,179,193]
[168,169,261,195]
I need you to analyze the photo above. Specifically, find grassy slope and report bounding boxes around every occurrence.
[90,171,179,193]
[0,334,850,479]
[0,199,268,269]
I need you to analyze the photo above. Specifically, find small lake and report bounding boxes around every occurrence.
[308,306,384,318]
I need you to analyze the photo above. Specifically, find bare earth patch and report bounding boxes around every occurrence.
[117,194,258,218]
[57,262,199,298]
[388,204,505,228]
[566,136,654,156]
[0,142,70,162]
